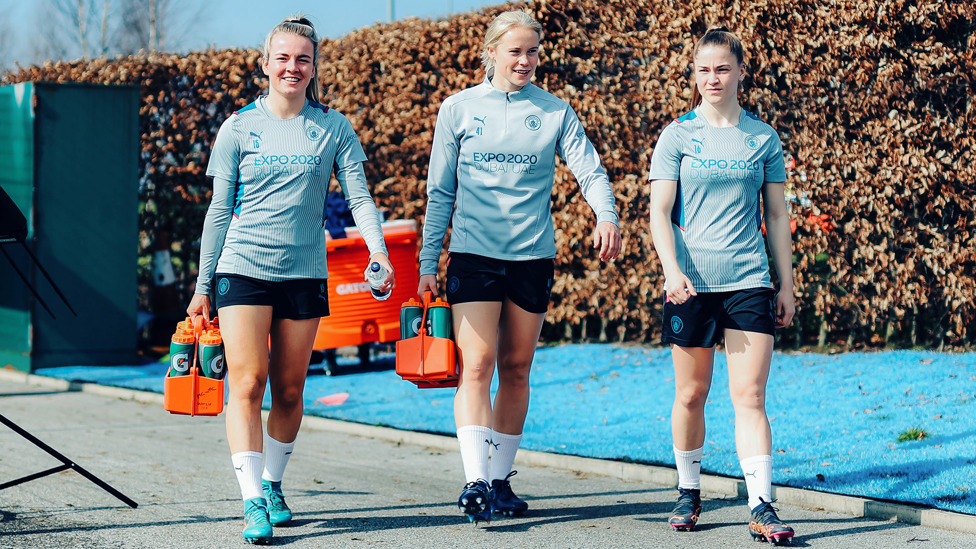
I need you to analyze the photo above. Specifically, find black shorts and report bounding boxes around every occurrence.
[445,253,554,314]
[213,274,330,320]
[662,287,776,348]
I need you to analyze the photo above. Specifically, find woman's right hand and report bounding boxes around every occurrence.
[664,272,696,305]
[417,274,438,299]
[186,293,211,322]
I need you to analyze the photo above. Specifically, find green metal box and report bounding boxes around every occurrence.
[0,82,140,371]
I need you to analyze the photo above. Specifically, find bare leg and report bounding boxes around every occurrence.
[670,345,715,451]
[452,301,503,428]
[725,329,774,459]
[266,317,319,443]
[492,298,545,436]
[219,305,274,454]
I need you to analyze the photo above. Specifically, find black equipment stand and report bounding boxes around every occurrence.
[0,185,76,319]
[0,412,138,508]
[0,185,136,507]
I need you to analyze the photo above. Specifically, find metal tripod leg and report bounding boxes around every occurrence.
[0,412,138,508]
[0,246,57,319]
[18,241,77,316]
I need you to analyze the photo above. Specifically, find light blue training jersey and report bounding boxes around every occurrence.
[195,96,387,294]
[419,76,619,276]
[648,108,787,292]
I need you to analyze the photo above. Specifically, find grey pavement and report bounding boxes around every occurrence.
[0,371,973,549]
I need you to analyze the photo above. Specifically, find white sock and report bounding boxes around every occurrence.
[232,451,264,501]
[740,454,773,510]
[456,425,492,484]
[488,431,522,482]
[262,435,296,483]
[674,446,703,490]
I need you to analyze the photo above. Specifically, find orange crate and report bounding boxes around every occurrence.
[313,220,420,351]
[164,372,224,416]
[395,332,459,388]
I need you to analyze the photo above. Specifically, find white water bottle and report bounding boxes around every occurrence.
[365,262,391,301]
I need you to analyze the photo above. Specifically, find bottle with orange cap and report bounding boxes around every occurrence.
[198,328,225,379]
[426,297,453,339]
[168,318,196,377]
[400,297,423,340]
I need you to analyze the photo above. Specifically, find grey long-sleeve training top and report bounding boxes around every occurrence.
[419,77,619,276]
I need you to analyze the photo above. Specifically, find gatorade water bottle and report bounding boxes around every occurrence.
[400,298,423,339]
[168,324,195,377]
[427,298,453,339]
[198,330,225,379]
[365,262,392,301]
[176,316,193,334]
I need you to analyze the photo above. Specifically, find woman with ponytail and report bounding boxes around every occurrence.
[187,15,393,544]
[648,24,796,545]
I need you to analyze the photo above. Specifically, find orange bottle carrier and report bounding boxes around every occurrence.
[395,291,459,388]
[164,315,225,416]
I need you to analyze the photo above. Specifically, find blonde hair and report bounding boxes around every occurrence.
[480,10,544,70]
[689,24,745,110]
[263,14,321,103]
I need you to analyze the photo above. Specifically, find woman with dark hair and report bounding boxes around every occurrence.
[187,15,393,544]
[648,24,796,545]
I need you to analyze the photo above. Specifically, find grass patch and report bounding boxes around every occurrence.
[897,427,930,442]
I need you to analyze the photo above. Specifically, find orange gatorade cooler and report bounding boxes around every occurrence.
[313,220,421,352]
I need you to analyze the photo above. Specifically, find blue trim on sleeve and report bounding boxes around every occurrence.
[754,189,763,229]
[672,181,686,230]
[232,176,244,218]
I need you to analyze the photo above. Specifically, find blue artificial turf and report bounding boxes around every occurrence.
[37,344,976,515]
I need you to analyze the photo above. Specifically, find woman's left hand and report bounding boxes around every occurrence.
[774,288,796,328]
[367,252,396,292]
[593,221,622,262]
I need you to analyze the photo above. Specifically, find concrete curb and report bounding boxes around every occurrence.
[3,368,974,535]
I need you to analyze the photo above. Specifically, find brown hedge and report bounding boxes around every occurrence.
[4,0,973,349]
